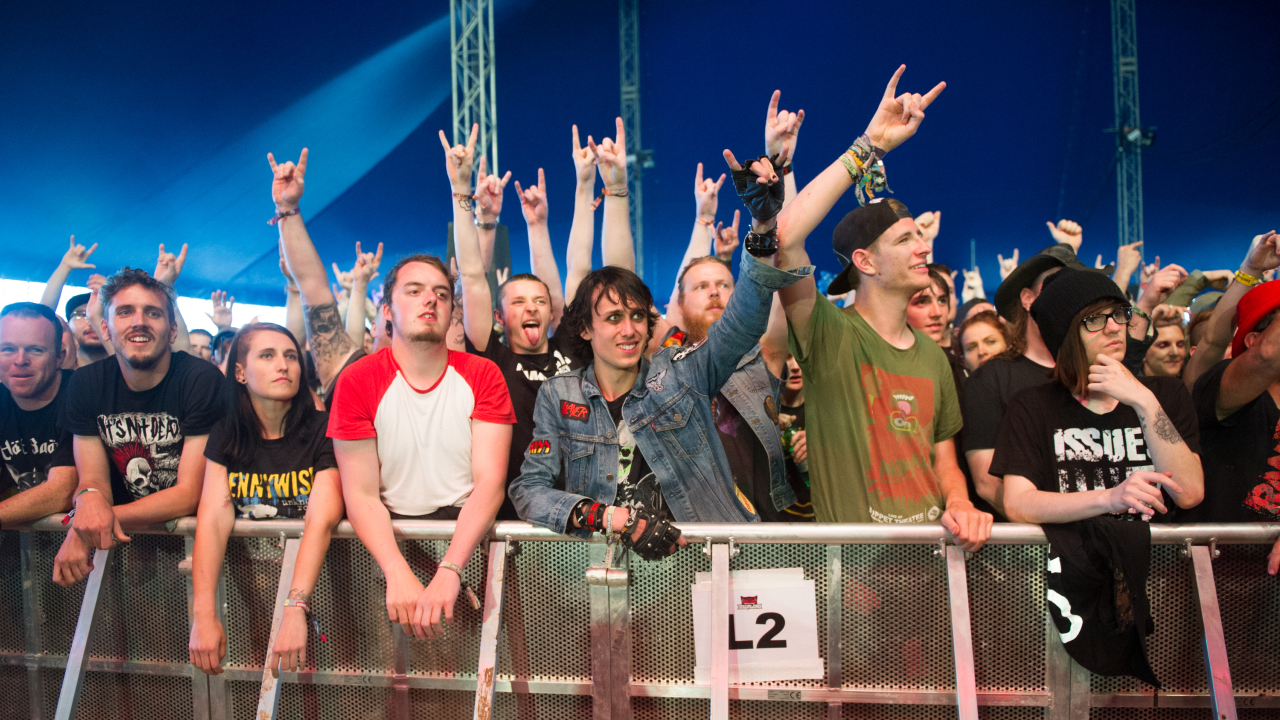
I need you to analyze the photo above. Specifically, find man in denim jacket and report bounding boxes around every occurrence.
[509,195,811,559]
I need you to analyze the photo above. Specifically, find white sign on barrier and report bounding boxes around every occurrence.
[691,567,824,683]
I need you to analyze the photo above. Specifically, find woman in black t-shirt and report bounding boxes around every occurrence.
[991,270,1204,523]
[188,324,343,678]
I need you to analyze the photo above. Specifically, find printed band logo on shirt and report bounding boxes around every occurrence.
[738,595,761,609]
[561,401,590,422]
[888,392,920,434]
[528,439,551,455]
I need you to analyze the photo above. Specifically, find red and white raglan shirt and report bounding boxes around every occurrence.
[327,348,516,516]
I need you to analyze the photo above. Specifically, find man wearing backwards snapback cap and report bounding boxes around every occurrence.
[771,65,990,551]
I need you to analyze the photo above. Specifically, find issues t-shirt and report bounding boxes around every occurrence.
[989,377,1200,521]
[788,296,962,523]
[1185,358,1280,522]
[0,369,76,495]
[327,348,516,516]
[204,406,337,519]
[60,352,223,504]
[466,329,581,519]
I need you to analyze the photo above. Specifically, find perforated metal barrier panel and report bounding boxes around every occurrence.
[1,523,1277,720]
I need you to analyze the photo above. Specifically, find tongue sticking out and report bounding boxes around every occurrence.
[522,326,540,347]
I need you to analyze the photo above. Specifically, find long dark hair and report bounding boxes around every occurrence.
[221,323,314,467]
[1053,299,1124,397]
[558,266,660,361]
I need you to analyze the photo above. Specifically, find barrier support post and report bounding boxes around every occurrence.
[1190,544,1236,720]
[254,537,302,720]
[1045,613,1074,720]
[54,546,111,720]
[20,532,46,720]
[607,545,631,720]
[825,544,842,720]
[944,544,978,720]
[472,539,508,720]
[182,537,211,720]
[709,542,730,720]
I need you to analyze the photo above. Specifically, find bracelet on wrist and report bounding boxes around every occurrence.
[268,208,300,226]
[591,186,629,210]
[695,218,714,228]
[1130,305,1151,321]
[453,192,477,212]
[1235,269,1261,287]
[436,561,482,610]
[474,218,498,230]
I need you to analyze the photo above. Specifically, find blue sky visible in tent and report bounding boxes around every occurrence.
[1,0,1277,306]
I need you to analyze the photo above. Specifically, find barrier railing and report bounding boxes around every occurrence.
[0,517,1276,720]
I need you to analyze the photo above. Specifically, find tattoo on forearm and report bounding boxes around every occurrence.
[457,196,474,212]
[304,301,356,373]
[286,589,311,603]
[1140,410,1184,446]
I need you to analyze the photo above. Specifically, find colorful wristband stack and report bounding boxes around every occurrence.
[837,135,890,206]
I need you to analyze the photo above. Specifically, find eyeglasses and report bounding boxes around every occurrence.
[69,310,88,320]
[1081,307,1132,332]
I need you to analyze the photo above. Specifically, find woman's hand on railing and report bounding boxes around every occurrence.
[268,607,309,677]
[189,613,226,675]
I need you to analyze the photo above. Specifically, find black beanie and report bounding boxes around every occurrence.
[1030,268,1129,357]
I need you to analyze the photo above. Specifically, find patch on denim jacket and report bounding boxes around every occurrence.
[646,369,667,393]
[560,400,590,422]
[671,338,705,362]
[527,439,551,454]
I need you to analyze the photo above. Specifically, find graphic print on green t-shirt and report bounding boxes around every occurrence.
[859,364,944,522]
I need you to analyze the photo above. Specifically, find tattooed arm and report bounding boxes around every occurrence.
[269,149,358,392]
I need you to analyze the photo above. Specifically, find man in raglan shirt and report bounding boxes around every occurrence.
[0,303,78,528]
[327,245,515,641]
[55,269,223,586]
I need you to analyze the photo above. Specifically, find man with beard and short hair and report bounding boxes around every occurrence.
[54,268,223,586]
[328,135,516,641]
[0,303,78,529]
[64,293,111,367]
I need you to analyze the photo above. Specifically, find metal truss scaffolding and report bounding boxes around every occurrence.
[451,0,498,172]
[1110,0,1145,259]
[620,0,652,278]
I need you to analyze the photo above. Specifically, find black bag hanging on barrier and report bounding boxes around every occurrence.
[1042,516,1161,688]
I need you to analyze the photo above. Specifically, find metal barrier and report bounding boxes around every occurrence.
[0,518,1276,720]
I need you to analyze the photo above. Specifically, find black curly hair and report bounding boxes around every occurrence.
[557,266,660,361]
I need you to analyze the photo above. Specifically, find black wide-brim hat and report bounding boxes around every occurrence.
[993,244,1114,320]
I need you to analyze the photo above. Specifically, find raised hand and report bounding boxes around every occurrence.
[1242,231,1280,277]
[513,168,549,225]
[863,65,946,153]
[1201,269,1233,290]
[474,156,511,219]
[1141,256,1161,287]
[589,117,628,191]
[267,148,308,210]
[438,123,479,193]
[915,211,941,246]
[61,235,98,270]
[723,149,783,185]
[1096,254,1106,269]
[352,241,383,285]
[715,210,741,262]
[1138,262,1189,312]
[153,243,188,286]
[997,248,1020,281]
[206,290,234,330]
[764,90,804,161]
[1046,219,1083,252]
[1114,241,1143,280]
[694,162,725,223]
[571,124,597,188]
[331,262,354,291]
[961,268,985,302]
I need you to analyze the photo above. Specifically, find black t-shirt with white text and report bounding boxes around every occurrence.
[989,376,1200,521]
[204,406,337,519]
[60,352,223,504]
[467,328,582,518]
[0,369,76,495]
[1185,358,1280,522]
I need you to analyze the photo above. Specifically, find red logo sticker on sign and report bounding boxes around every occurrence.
[561,401,590,421]
[528,440,551,455]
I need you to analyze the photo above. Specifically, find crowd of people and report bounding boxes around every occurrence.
[0,66,1277,677]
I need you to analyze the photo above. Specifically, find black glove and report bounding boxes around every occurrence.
[731,154,786,222]
[621,508,683,561]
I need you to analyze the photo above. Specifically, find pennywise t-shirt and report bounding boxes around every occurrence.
[60,352,223,503]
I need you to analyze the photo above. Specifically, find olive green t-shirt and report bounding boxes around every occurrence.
[788,296,962,523]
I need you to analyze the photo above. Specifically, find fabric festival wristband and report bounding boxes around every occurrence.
[591,186,629,210]
[695,218,714,227]
[848,134,889,206]
[1235,269,1261,287]
[268,208,300,225]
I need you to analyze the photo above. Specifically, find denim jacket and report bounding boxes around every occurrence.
[509,252,812,536]
[719,345,797,512]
